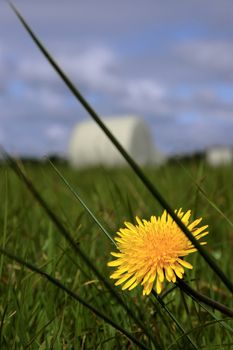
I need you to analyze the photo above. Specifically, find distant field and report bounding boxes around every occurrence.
[0,160,232,349]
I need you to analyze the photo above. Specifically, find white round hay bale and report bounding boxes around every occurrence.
[68,115,162,167]
[206,146,233,166]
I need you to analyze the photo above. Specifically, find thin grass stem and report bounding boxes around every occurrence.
[177,160,233,229]
[152,290,199,350]
[49,160,116,246]
[166,317,233,350]
[177,279,233,318]
[181,289,233,335]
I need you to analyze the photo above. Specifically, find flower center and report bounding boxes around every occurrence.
[130,222,188,265]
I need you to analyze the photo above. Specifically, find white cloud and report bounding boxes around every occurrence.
[59,46,121,92]
[23,87,69,112]
[18,58,56,83]
[123,79,166,111]
[7,44,167,112]
[177,40,233,80]
[58,47,167,110]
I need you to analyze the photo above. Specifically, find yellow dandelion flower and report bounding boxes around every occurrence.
[108,209,208,296]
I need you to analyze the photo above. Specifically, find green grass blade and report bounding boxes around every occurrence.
[0,247,149,350]
[177,160,233,229]
[49,160,116,246]
[182,289,233,335]
[24,318,56,349]
[8,2,233,293]
[177,279,233,318]
[167,317,233,350]
[152,290,199,350]
[0,170,8,277]
[0,305,8,347]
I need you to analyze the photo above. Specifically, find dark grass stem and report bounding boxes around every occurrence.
[151,302,182,350]
[8,1,233,294]
[0,305,8,347]
[177,160,233,229]
[1,151,159,349]
[0,247,149,350]
[179,288,233,335]
[152,290,199,350]
[166,318,233,350]
[177,279,233,318]
[24,319,56,349]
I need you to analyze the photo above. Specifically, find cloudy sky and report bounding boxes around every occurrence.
[1,0,233,157]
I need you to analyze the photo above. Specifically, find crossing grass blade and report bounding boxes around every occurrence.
[179,287,233,335]
[0,247,149,350]
[49,160,116,247]
[0,305,8,347]
[0,171,8,278]
[177,160,233,229]
[8,1,233,293]
[166,317,233,350]
[177,279,233,318]
[152,290,199,350]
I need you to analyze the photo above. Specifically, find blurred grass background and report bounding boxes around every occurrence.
[0,159,232,349]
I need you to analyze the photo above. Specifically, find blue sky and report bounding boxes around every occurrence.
[1,0,233,157]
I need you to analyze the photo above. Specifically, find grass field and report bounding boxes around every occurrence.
[0,159,232,349]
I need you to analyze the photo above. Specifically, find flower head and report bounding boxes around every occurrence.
[108,209,208,295]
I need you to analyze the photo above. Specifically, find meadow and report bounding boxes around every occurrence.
[0,159,232,349]
[1,4,233,349]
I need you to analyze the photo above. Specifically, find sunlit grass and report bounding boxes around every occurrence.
[0,160,233,348]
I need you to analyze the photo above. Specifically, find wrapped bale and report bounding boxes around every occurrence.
[206,145,233,166]
[68,115,163,167]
